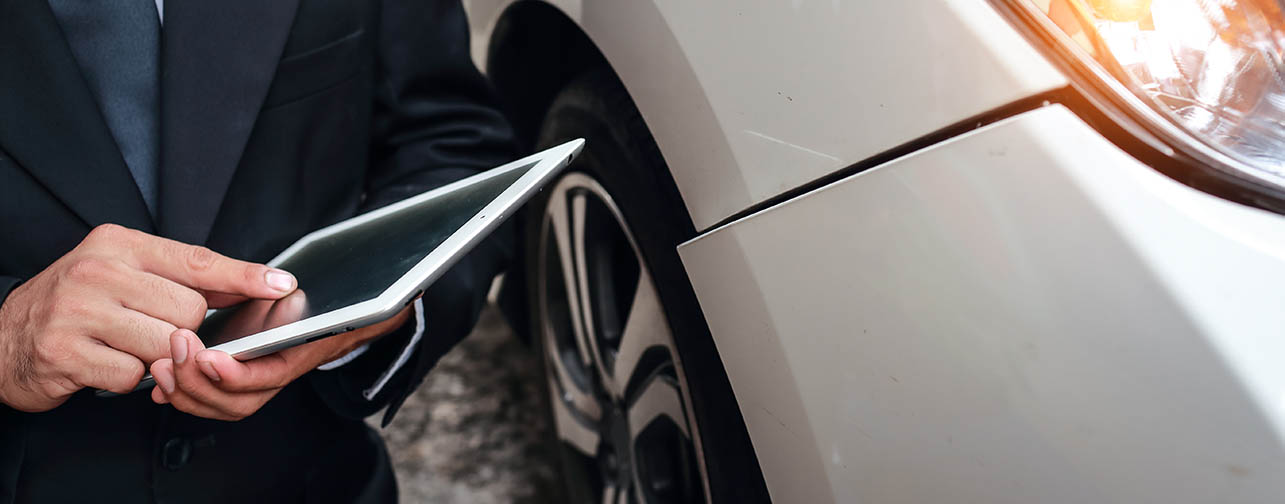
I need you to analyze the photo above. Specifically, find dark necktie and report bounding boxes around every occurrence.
[47,0,161,217]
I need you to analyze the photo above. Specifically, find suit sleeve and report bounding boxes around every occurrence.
[307,0,518,425]
[0,277,19,305]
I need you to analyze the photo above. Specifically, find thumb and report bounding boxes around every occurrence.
[195,348,293,392]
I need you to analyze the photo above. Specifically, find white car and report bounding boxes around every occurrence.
[464,1,1285,502]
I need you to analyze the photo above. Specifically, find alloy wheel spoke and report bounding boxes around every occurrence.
[609,271,672,400]
[628,373,691,440]
[603,482,631,504]
[633,470,648,504]
[542,198,602,422]
[548,374,601,458]
[548,191,595,367]
[571,191,618,391]
[542,336,603,422]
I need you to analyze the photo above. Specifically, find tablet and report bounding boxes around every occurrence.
[100,139,584,396]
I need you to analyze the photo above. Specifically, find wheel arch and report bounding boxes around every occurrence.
[486,9,773,501]
[486,1,707,342]
[485,1,608,151]
[483,0,742,232]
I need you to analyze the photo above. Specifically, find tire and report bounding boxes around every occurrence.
[522,68,771,504]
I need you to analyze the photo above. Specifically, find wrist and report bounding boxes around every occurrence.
[0,283,24,409]
[309,330,374,369]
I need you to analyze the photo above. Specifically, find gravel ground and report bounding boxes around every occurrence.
[373,304,560,504]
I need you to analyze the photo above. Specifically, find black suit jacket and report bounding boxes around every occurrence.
[0,0,516,502]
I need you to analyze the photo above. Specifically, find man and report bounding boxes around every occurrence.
[0,0,516,502]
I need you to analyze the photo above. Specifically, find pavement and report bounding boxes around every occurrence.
[372,304,560,504]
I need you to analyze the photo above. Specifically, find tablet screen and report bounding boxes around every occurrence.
[199,162,535,347]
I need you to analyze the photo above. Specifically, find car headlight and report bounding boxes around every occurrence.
[1001,0,1285,199]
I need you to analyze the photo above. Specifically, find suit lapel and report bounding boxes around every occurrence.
[159,0,300,245]
[0,0,155,233]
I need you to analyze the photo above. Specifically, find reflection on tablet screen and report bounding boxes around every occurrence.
[197,162,534,347]
[201,290,310,347]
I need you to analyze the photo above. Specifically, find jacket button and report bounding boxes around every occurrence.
[161,437,191,470]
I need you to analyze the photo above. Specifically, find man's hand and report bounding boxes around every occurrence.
[0,224,297,412]
[149,305,413,421]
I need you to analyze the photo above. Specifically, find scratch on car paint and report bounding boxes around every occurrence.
[743,129,842,163]
[759,405,802,440]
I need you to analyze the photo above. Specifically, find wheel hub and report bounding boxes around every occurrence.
[599,405,633,487]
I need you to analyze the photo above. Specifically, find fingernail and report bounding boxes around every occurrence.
[265,269,296,292]
[172,332,188,364]
[197,358,221,382]
[152,386,170,404]
[154,368,175,394]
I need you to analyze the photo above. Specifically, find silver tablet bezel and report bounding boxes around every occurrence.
[213,139,584,360]
[98,140,584,397]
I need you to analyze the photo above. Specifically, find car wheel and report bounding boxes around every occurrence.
[523,68,771,504]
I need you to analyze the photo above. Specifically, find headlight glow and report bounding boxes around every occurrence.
[1019,0,1285,192]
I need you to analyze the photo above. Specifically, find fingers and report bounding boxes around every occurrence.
[93,307,177,364]
[151,359,174,403]
[340,304,415,345]
[69,342,146,394]
[293,304,415,365]
[151,310,415,421]
[168,330,220,403]
[117,272,209,330]
[195,349,293,393]
[151,358,246,420]
[141,240,296,300]
[151,380,169,404]
[151,363,252,420]
[88,224,296,300]
[375,304,415,334]
[202,292,249,309]
[151,329,283,420]
[57,262,197,362]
